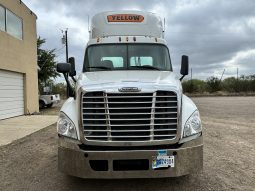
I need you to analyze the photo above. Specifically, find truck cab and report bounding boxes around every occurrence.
[56,11,203,178]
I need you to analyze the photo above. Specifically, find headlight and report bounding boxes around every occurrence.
[57,112,77,139]
[183,110,202,137]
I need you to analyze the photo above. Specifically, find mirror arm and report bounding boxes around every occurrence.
[63,73,75,98]
[71,76,77,83]
[180,75,185,81]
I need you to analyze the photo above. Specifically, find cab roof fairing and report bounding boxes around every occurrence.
[90,11,164,39]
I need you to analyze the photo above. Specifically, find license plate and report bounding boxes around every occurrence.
[152,151,175,169]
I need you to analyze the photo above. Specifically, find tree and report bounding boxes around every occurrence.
[37,37,60,92]
[52,82,67,98]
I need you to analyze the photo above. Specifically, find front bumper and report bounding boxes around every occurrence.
[58,136,203,179]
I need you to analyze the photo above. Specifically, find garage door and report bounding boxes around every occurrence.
[0,70,24,120]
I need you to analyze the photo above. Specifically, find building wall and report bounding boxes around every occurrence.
[0,0,38,114]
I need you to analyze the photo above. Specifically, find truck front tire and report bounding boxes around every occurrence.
[46,103,53,108]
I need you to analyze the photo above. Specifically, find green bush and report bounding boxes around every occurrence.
[222,77,238,92]
[206,77,221,93]
[182,74,255,94]
[182,79,207,93]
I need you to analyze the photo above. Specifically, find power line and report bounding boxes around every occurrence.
[55,45,65,53]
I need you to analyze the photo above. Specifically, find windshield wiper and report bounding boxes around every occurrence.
[130,65,160,70]
[87,66,111,70]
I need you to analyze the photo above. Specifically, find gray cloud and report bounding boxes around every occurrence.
[22,0,255,80]
[165,0,255,78]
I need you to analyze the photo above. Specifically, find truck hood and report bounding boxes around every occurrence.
[77,71,182,93]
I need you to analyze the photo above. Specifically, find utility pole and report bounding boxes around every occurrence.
[190,68,193,80]
[237,67,239,80]
[65,29,69,63]
[62,29,69,97]
[61,28,69,62]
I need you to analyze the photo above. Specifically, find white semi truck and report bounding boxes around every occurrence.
[56,11,203,178]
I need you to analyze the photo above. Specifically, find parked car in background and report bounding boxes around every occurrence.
[39,94,60,108]
[39,87,60,109]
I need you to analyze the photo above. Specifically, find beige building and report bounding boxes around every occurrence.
[0,0,38,120]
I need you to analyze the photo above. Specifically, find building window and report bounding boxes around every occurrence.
[6,9,23,40]
[0,6,5,31]
[0,5,23,40]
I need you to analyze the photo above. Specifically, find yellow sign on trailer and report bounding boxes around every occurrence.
[107,14,144,22]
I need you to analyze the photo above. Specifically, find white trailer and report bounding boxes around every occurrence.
[56,11,203,178]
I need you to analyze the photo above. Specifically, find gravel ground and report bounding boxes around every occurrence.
[38,100,64,116]
[0,97,255,191]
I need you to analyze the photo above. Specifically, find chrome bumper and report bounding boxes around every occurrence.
[58,136,203,179]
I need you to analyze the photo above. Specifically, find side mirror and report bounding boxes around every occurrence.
[180,55,189,80]
[57,63,71,73]
[68,57,76,77]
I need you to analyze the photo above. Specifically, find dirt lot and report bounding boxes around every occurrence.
[38,100,64,116]
[0,97,255,191]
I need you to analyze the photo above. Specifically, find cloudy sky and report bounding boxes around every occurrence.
[22,0,255,79]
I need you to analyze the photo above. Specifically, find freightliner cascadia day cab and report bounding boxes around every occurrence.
[56,11,203,178]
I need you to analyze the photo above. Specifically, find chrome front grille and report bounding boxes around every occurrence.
[82,91,178,142]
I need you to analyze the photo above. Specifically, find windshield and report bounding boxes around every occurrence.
[83,44,172,72]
